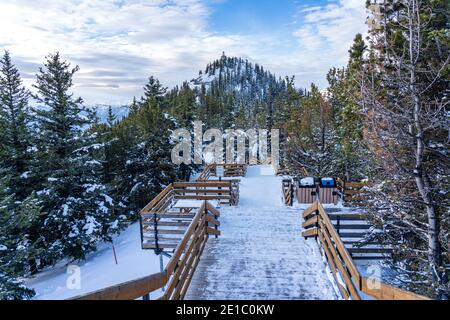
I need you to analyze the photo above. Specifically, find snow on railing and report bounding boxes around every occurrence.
[302,201,429,300]
[71,201,220,300]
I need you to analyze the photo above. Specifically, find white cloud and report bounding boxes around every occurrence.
[0,0,250,104]
[0,0,368,104]
[286,0,368,89]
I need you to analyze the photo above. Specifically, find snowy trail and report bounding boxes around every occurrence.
[185,165,338,300]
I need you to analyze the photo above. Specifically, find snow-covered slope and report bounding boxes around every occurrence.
[26,223,163,300]
[93,104,129,123]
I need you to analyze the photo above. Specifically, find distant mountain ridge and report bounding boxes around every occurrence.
[93,104,129,123]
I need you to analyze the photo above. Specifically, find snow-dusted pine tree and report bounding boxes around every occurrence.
[141,76,168,107]
[32,53,116,261]
[0,174,40,299]
[327,34,371,181]
[0,50,35,200]
[113,94,177,212]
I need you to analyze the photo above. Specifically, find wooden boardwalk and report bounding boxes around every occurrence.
[185,165,338,300]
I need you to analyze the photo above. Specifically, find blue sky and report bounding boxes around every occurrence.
[210,0,297,34]
[0,0,368,105]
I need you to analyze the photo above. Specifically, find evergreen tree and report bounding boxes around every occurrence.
[32,53,115,261]
[0,50,43,297]
[141,76,167,107]
[129,96,139,115]
[106,106,117,128]
[170,82,196,128]
[274,76,302,168]
[0,50,34,199]
[114,95,177,211]
[327,34,370,181]
[167,82,200,180]
[0,174,40,299]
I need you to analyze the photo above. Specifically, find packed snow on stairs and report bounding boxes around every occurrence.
[185,165,339,300]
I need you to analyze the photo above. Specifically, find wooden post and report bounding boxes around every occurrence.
[315,209,319,241]
[290,182,294,206]
[112,242,118,265]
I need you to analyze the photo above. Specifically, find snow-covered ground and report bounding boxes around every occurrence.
[26,223,163,300]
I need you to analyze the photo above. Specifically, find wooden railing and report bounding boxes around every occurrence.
[174,181,239,206]
[282,178,294,206]
[141,181,239,215]
[336,178,368,206]
[302,201,429,300]
[139,181,238,251]
[73,201,220,300]
[197,164,247,181]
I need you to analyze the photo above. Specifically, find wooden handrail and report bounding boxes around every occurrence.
[72,201,220,300]
[74,175,239,300]
[141,184,174,213]
[301,201,430,300]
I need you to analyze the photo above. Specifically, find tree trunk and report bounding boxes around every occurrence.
[28,258,38,275]
[407,1,441,292]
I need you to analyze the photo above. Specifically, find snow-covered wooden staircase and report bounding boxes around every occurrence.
[185,165,338,300]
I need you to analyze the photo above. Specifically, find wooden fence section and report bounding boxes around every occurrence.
[140,181,237,251]
[336,178,368,206]
[302,201,429,300]
[173,181,240,206]
[73,201,220,300]
[141,182,239,215]
[197,164,247,181]
[282,178,294,206]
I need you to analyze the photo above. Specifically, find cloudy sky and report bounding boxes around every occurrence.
[0,0,368,105]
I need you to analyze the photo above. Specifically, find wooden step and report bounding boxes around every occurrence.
[343,241,384,246]
[328,214,366,221]
[348,248,392,254]
[142,213,196,219]
[352,255,388,261]
[148,221,191,227]
[145,229,186,235]
[334,224,371,230]
[339,232,367,238]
